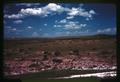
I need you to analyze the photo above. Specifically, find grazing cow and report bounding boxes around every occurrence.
[73,49,79,55]
[52,58,62,63]
[42,50,51,55]
[69,50,79,55]
[69,51,74,55]
[42,55,48,60]
[19,48,24,52]
[52,51,61,56]
[88,51,98,55]
[42,51,48,60]
[41,51,48,55]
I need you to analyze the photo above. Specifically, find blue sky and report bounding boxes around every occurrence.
[4,3,116,38]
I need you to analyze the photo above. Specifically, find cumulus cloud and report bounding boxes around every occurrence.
[13,20,23,24]
[79,4,84,7]
[39,28,42,31]
[4,3,96,20]
[89,10,96,14]
[80,24,87,27]
[11,28,17,31]
[97,28,115,33]
[86,29,89,32]
[67,7,96,20]
[27,26,32,29]
[64,21,86,30]
[55,29,89,36]
[54,25,62,27]
[55,31,71,36]
[44,24,47,26]
[43,33,50,37]
[59,19,67,23]
[32,32,39,37]
[4,14,24,19]
[55,20,58,23]
[20,8,44,16]
[86,18,90,21]
[20,3,64,17]
[5,3,62,18]
[16,3,41,7]
[55,18,87,30]
[104,28,111,32]
[68,8,79,16]
[66,16,74,19]
[44,3,63,12]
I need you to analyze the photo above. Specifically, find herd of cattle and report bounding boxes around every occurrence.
[4,49,116,76]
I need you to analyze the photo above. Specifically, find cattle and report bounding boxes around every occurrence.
[42,55,48,60]
[88,51,98,56]
[52,51,61,56]
[41,51,48,55]
[52,58,62,63]
[69,51,74,55]
[19,48,25,52]
[69,49,79,55]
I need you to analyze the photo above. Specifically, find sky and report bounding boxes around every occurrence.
[4,3,116,38]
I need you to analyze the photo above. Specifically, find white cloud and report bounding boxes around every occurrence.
[66,16,74,19]
[97,28,113,33]
[79,4,84,7]
[55,19,87,30]
[54,25,62,27]
[86,18,90,21]
[5,3,96,21]
[32,32,39,37]
[80,24,87,27]
[20,3,64,17]
[16,3,41,7]
[27,26,32,29]
[64,21,83,29]
[11,28,17,31]
[66,31,71,35]
[55,29,89,36]
[86,29,89,32]
[97,29,102,33]
[79,11,91,18]
[16,3,32,7]
[43,33,49,37]
[55,32,63,35]
[59,19,67,23]
[44,24,47,26]
[89,10,96,14]
[55,20,58,23]
[67,7,96,20]
[4,14,24,19]
[44,3,63,12]
[54,25,57,27]
[55,31,71,36]
[25,3,32,7]
[105,28,111,32]
[68,8,79,16]
[13,20,23,24]
[39,28,42,31]
[20,8,44,16]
